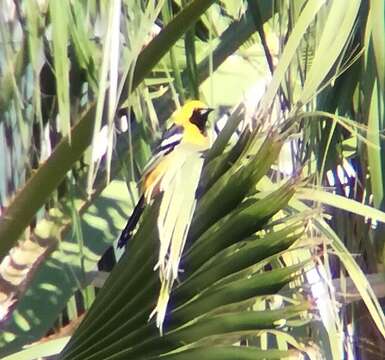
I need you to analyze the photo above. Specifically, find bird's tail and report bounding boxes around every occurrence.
[117,195,145,248]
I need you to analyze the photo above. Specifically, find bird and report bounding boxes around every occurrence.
[117,100,213,249]
[117,100,213,331]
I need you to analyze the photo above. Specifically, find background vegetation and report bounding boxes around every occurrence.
[0,0,384,359]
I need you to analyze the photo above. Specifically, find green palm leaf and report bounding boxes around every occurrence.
[60,120,312,359]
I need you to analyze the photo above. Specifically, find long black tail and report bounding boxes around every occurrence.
[117,195,145,248]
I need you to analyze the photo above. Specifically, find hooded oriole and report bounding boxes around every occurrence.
[117,100,213,248]
[117,100,213,332]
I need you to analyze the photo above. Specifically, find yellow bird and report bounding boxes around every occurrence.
[118,100,213,331]
[117,100,213,248]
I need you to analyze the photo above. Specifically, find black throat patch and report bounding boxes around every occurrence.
[190,108,212,133]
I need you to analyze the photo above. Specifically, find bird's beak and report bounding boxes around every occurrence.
[199,108,214,117]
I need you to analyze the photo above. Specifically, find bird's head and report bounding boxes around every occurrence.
[173,100,213,133]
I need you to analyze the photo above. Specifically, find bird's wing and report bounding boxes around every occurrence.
[140,124,184,180]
